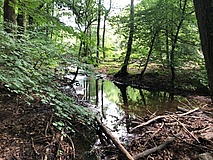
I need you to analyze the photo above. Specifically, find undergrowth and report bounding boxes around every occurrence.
[0,28,95,133]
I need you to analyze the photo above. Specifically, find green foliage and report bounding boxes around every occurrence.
[0,22,94,132]
[109,0,201,69]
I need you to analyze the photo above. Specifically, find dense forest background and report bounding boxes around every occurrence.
[1,0,213,159]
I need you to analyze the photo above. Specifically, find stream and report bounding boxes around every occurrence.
[65,74,196,159]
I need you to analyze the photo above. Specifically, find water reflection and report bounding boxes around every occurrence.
[64,74,198,159]
[69,75,187,136]
[71,75,186,118]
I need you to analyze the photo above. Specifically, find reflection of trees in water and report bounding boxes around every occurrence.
[82,78,185,116]
[114,83,128,106]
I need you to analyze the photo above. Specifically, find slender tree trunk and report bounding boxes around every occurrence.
[140,30,158,78]
[4,0,16,33]
[102,15,107,59]
[170,0,187,82]
[17,1,26,38]
[17,12,26,34]
[96,0,101,64]
[193,0,213,101]
[165,26,170,67]
[50,0,55,38]
[102,0,112,59]
[115,0,134,77]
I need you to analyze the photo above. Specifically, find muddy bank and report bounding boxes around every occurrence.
[0,72,212,160]
[112,73,210,97]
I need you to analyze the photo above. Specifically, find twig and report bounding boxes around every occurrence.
[130,108,200,132]
[45,113,53,136]
[31,137,40,155]
[144,123,164,146]
[170,115,200,143]
[133,133,181,160]
[62,131,76,159]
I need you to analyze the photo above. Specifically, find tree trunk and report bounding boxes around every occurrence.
[140,30,158,77]
[17,1,26,37]
[115,0,134,77]
[193,0,213,101]
[102,0,112,59]
[170,0,187,82]
[17,12,26,34]
[4,0,16,33]
[96,0,101,64]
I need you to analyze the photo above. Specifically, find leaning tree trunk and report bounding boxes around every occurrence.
[115,0,134,77]
[193,0,213,101]
[4,0,16,33]
[140,30,158,78]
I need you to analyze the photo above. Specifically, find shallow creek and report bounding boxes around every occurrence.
[64,74,198,159]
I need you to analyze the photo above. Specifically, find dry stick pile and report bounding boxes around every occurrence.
[97,107,213,160]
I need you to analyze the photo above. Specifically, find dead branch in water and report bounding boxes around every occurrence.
[96,116,134,160]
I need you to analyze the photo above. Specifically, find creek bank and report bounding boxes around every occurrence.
[112,73,210,97]
[0,71,212,160]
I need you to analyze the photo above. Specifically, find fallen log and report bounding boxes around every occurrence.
[96,116,134,160]
[133,133,181,160]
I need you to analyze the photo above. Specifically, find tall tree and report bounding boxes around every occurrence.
[169,0,188,82]
[4,0,16,33]
[102,0,112,59]
[115,0,134,77]
[140,30,159,77]
[193,0,213,101]
[17,0,26,37]
[96,0,101,64]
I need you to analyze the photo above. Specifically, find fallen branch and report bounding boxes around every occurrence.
[170,115,200,143]
[96,116,134,160]
[133,133,181,160]
[130,108,200,132]
[144,123,164,146]
[177,106,189,112]
[178,107,199,116]
[130,115,167,132]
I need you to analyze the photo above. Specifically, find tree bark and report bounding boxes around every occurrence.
[193,0,213,101]
[116,0,134,77]
[96,0,101,64]
[4,0,16,33]
[140,30,158,77]
[17,1,26,37]
[102,0,112,59]
[170,0,187,82]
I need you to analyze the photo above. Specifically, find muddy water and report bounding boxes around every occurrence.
[66,75,196,159]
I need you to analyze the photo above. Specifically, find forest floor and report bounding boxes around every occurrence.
[0,68,213,160]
